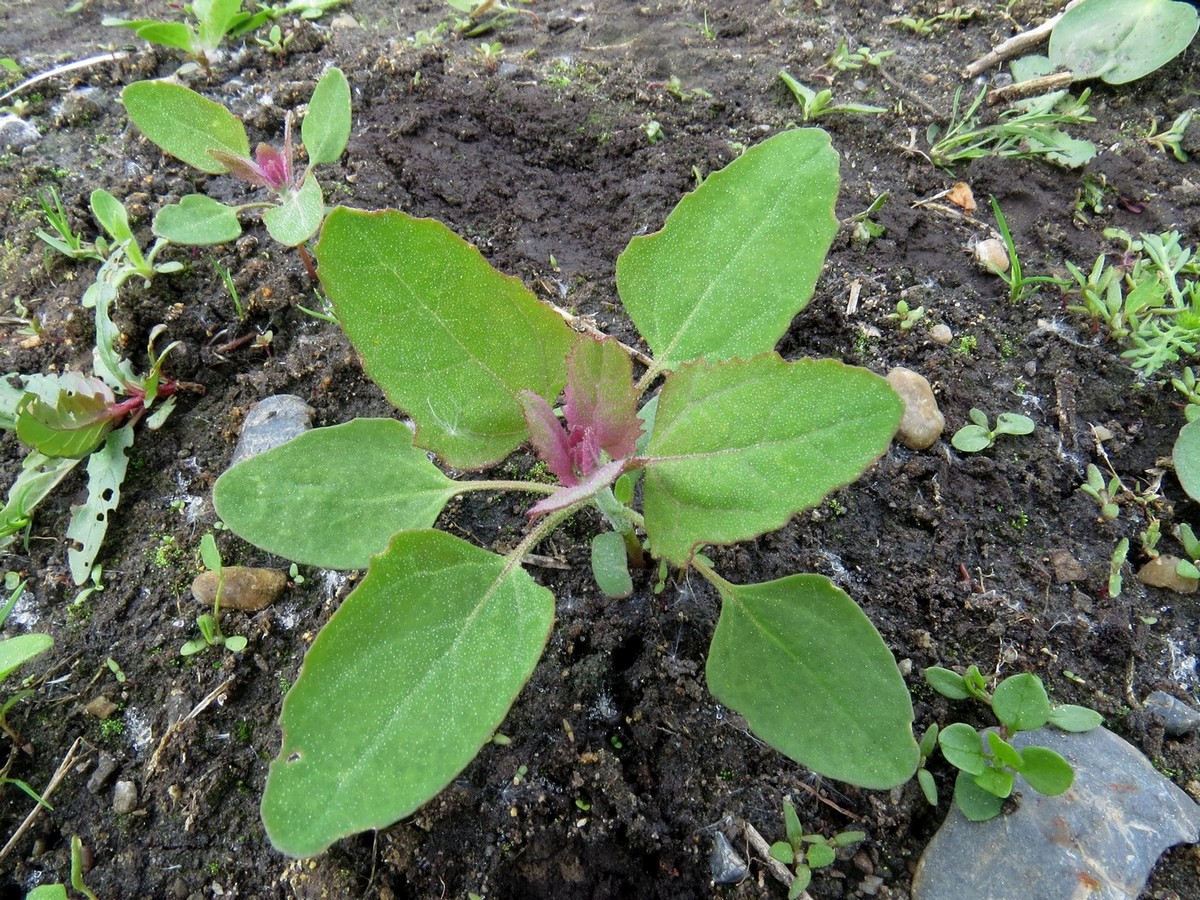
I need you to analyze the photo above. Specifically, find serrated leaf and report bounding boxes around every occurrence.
[991,672,1051,732]
[642,355,901,565]
[66,424,133,585]
[591,531,633,599]
[1049,0,1199,85]
[925,666,971,700]
[261,530,554,857]
[302,67,351,165]
[15,375,116,459]
[938,722,986,775]
[153,194,242,245]
[1019,745,1075,795]
[214,419,459,570]
[1048,704,1104,732]
[705,573,918,789]
[262,172,324,246]
[616,129,839,374]
[316,208,577,469]
[122,81,250,175]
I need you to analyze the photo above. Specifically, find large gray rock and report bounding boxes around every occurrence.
[913,726,1200,900]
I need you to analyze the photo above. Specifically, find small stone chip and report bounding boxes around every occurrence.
[192,567,287,611]
[112,780,138,815]
[84,696,119,720]
[1136,556,1199,594]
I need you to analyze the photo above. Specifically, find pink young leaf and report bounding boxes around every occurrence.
[207,149,273,188]
[518,390,575,485]
[563,336,642,462]
[527,458,626,520]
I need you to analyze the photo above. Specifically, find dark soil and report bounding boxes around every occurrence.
[0,1,1199,897]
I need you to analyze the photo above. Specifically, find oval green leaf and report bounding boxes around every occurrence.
[213,419,458,570]
[591,531,633,599]
[1174,418,1200,502]
[153,194,242,245]
[953,769,1005,820]
[924,666,971,700]
[950,425,992,453]
[938,722,987,775]
[642,355,901,565]
[991,672,1051,732]
[261,530,555,857]
[705,573,918,789]
[616,129,839,375]
[1048,703,1104,733]
[1019,745,1075,795]
[262,173,324,247]
[122,81,250,175]
[315,208,577,469]
[302,67,351,165]
[1049,0,1199,85]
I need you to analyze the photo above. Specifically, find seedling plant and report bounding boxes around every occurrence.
[924,665,1102,820]
[988,197,1068,304]
[769,797,865,898]
[213,129,922,856]
[180,533,248,656]
[950,408,1035,453]
[778,71,886,122]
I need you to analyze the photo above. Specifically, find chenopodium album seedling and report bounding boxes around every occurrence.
[950,408,1034,453]
[121,66,350,253]
[212,129,922,856]
[769,797,865,898]
[923,664,1102,820]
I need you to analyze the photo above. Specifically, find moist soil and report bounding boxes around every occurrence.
[0,1,1199,898]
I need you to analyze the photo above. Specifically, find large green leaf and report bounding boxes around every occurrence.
[122,81,250,175]
[706,573,918,789]
[213,419,459,569]
[262,530,554,857]
[0,633,52,685]
[642,355,902,565]
[616,129,839,376]
[316,208,577,469]
[15,373,115,459]
[1174,418,1200,502]
[1049,0,1199,85]
[302,67,351,165]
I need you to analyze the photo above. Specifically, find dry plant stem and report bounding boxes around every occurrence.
[739,818,812,898]
[145,676,235,778]
[988,72,1076,104]
[0,51,131,104]
[547,301,655,368]
[0,736,81,863]
[963,0,1085,77]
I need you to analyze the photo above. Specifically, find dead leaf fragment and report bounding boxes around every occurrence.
[947,182,976,213]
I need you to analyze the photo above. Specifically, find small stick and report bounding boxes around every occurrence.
[987,72,1075,104]
[546,301,654,368]
[145,676,234,778]
[739,818,811,898]
[963,0,1085,78]
[845,279,862,316]
[0,736,82,863]
[0,51,132,104]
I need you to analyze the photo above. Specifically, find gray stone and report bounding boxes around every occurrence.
[913,726,1200,900]
[229,395,313,466]
[87,752,119,795]
[708,831,748,884]
[929,323,953,345]
[112,780,137,815]
[1143,691,1200,737]
[886,367,945,451]
[0,114,40,150]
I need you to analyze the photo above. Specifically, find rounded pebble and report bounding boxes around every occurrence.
[930,323,953,345]
[886,367,945,451]
[192,567,287,611]
[1136,556,1198,594]
[229,395,314,466]
[112,780,138,815]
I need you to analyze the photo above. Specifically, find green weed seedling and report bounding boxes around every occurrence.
[181,533,248,656]
[989,197,1068,303]
[23,835,99,900]
[891,6,974,36]
[1079,463,1121,521]
[213,129,921,856]
[950,408,1035,453]
[924,665,1102,820]
[1172,525,1200,581]
[1142,109,1194,162]
[778,70,886,122]
[255,23,296,63]
[0,577,52,747]
[768,797,865,898]
[121,66,350,253]
[826,39,894,72]
[105,0,341,72]
[847,192,888,245]
[445,0,537,37]
[883,299,925,332]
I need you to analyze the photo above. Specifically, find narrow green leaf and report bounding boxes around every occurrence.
[917,767,938,805]
[1048,704,1103,732]
[1049,0,1198,85]
[953,770,1004,820]
[153,195,242,245]
[918,723,940,757]
[262,530,555,857]
[0,452,81,549]
[617,129,839,373]
[0,633,52,685]
[122,81,250,175]
[924,666,971,700]
[262,173,324,247]
[991,673,1051,732]
[938,722,986,775]
[65,424,133,585]
[302,67,351,165]
[1019,745,1075,795]
[315,208,576,469]
[783,797,802,846]
[89,189,134,245]
[214,419,459,570]
[591,531,633,599]
[642,355,901,565]
[705,574,918,789]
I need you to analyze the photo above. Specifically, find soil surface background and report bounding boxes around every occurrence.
[0,1,1199,898]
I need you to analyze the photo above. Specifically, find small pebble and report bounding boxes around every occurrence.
[929,323,953,345]
[1143,691,1200,736]
[886,367,945,451]
[1047,549,1087,584]
[1136,556,1199,594]
[0,114,40,150]
[192,567,286,612]
[229,395,313,466]
[112,780,137,815]
[973,238,1010,273]
[84,696,119,719]
[87,752,119,795]
[708,831,748,884]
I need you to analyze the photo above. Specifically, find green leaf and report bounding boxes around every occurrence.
[705,573,918,790]
[972,764,1014,798]
[924,666,971,700]
[261,530,555,857]
[783,797,802,846]
[994,412,1035,436]
[616,129,839,374]
[1049,0,1199,85]
[89,189,134,245]
[642,355,901,565]
[0,452,82,549]
[315,208,576,469]
[195,0,245,51]
[153,195,242,245]
[591,531,633,599]
[917,767,938,805]
[16,374,116,459]
[1048,704,1103,732]
[950,424,992,452]
[103,18,198,53]
[263,173,324,247]
[1173,419,1200,502]
[0,632,52,685]
[953,769,1005,820]
[938,722,986,775]
[223,634,248,653]
[991,672,1051,732]
[806,842,836,868]
[214,419,459,570]
[25,883,69,900]
[985,731,1024,770]
[789,867,812,898]
[769,841,795,865]
[302,67,351,165]
[65,424,133,585]
[122,81,250,175]
[1019,745,1075,795]
[918,723,940,757]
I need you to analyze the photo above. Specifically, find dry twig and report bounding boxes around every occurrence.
[0,736,82,863]
[963,0,1085,78]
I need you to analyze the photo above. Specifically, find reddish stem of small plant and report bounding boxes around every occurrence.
[297,244,318,282]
